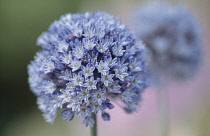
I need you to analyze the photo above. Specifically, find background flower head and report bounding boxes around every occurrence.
[132,2,202,83]
[28,11,148,127]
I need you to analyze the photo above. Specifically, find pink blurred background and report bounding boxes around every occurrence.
[1,0,210,136]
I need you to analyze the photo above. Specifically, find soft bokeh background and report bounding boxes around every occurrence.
[0,0,210,136]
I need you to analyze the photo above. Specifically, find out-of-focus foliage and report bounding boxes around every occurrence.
[0,0,83,134]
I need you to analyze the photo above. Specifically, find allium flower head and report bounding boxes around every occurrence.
[28,11,148,127]
[133,2,202,82]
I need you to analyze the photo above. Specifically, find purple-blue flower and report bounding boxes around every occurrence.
[28,11,148,127]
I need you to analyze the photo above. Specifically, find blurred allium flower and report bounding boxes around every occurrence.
[28,11,148,127]
[133,2,202,82]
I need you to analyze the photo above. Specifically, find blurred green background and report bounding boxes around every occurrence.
[0,0,210,136]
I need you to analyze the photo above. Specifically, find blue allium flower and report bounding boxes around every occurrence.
[28,11,148,127]
[132,2,202,82]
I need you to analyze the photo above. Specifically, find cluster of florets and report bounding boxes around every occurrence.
[28,11,148,127]
[133,2,202,82]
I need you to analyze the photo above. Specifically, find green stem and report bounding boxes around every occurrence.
[158,86,170,136]
[91,114,97,136]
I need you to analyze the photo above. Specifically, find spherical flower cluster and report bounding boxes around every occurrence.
[28,11,148,127]
[132,2,202,82]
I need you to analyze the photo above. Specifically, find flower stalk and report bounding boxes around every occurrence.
[158,86,169,136]
[91,114,97,136]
